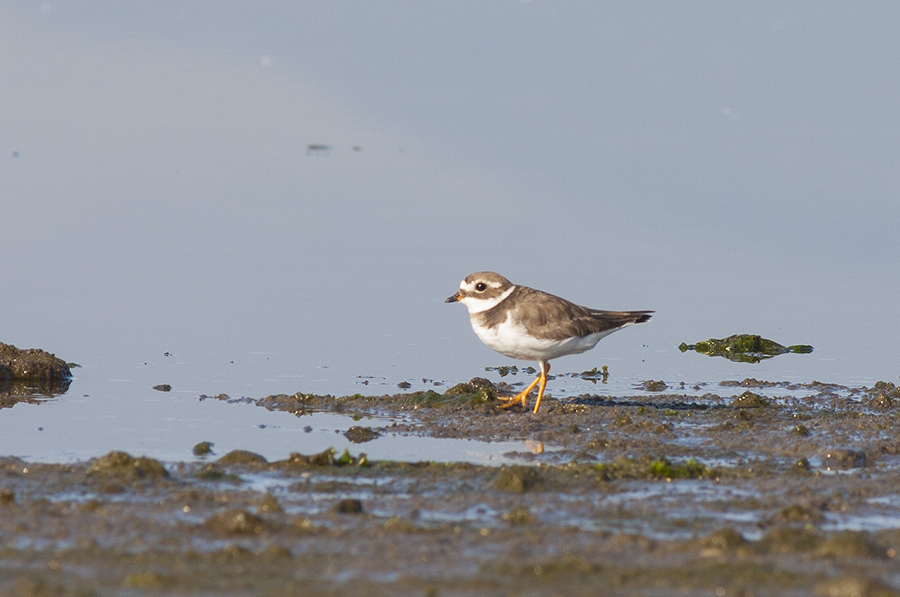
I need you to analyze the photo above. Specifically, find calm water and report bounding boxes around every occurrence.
[2,3,898,462]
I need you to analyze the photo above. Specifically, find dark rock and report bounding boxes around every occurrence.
[344,426,380,443]
[204,509,267,535]
[333,499,364,514]
[823,449,866,470]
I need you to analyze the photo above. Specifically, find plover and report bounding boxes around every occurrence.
[446,271,652,413]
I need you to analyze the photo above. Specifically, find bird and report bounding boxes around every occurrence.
[445,272,652,413]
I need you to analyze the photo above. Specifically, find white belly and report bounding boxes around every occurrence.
[470,312,614,362]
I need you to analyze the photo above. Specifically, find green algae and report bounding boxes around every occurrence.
[648,457,712,479]
[486,365,519,377]
[595,456,715,480]
[487,365,538,376]
[280,447,369,468]
[442,377,497,399]
[408,390,445,407]
[409,379,497,407]
[579,366,609,382]
[679,334,814,363]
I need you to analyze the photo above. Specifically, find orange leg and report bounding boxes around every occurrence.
[499,374,541,410]
[531,361,551,413]
[499,361,551,413]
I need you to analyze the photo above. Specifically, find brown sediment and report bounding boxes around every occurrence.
[1,378,900,595]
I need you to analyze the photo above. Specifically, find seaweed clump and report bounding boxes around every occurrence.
[410,378,498,408]
[87,451,169,481]
[679,334,813,363]
[595,456,715,481]
[0,342,73,397]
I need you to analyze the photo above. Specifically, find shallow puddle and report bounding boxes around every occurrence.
[0,389,551,465]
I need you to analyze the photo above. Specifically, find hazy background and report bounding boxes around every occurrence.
[1,2,898,460]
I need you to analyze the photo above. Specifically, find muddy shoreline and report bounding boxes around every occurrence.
[2,378,900,595]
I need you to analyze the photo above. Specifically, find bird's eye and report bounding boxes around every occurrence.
[475,282,487,291]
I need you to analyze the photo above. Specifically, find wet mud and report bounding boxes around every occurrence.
[3,378,900,595]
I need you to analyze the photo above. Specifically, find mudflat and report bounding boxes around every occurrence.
[2,378,900,596]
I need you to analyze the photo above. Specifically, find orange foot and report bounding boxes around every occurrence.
[498,374,540,410]
[499,362,551,414]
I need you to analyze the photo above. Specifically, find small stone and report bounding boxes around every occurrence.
[641,380,668,392]
[344,426,380,443]
[257,495,283,514]
[700,527,747,553]
[501,506,536,524]
[730,391,769,408]
[823,449,866,470]
[333,499,364,514]
[216,450,268,466]
[776,503,825,524]
[793,458,811,471]
[867,393,895,409]
[493,466,539,493]
[87,451,169,480]
[791,425,810,436]
[192,441,214,456]
[204,509,267,535]
[0,488,14,505]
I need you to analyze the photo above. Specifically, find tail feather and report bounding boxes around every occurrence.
[630,311,653,324]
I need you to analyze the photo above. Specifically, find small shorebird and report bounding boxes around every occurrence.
[446,272,652,413]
